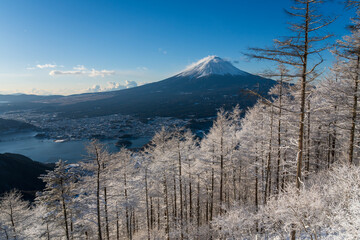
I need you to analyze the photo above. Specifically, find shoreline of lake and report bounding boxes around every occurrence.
[0,131,150,163]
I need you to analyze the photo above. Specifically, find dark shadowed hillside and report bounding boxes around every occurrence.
[0,153,54,200]
[0,118,37,132]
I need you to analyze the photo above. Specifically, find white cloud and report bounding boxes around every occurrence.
[88,69,116,78]
[107,82,123,90]
[124,80,137,88]
[46,65,149,80]
[37,63,57,69]
[86,81,138,93]
[49,70,83,76]
[87,84,102,93]
[49,68,115,77]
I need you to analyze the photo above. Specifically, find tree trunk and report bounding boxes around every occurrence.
[210,167,214,221]
[276,79,283,193]
[219,135,224,214]
[116,207,120,240]
[178,145,184,239]
[206,186,209,224]
[264,107,274,204]
[349,56,359,164]
[305,99,311,175]
[296,0,309,191]
[255,164,258,212]
[124,173,131,240]
[197,175,201,228]
[293,2,310,239]
[189,166,193,223]
[46,223,50,240]
[173,175,177,223]
[95,150,103,240]
[157,198,160,231]
[164,177,170,240]
[233,168,236,203]
[150,197,154,230]
[60,179,70,240]
[145,170,151,240]
[104,186,110,240]
[281,128,288,190]
[9,201,17,240]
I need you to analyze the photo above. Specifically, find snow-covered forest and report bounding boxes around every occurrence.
[3,0,360,239]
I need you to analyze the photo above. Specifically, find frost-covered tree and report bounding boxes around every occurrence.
[248,0,334,192]
[333,12,360,164]
[74,140,112,240]
[213,164,360,239]
[0,190,30,240]
[36,160,77,240]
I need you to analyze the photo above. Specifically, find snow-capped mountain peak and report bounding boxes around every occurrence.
[177,55,249,78]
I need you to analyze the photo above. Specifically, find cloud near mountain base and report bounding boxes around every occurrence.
[87,80,138,93]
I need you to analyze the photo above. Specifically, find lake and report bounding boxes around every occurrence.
[0,131,150,163]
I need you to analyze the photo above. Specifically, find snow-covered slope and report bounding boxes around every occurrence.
[177,55,249,78]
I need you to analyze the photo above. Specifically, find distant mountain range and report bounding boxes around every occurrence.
[0,56,276,118]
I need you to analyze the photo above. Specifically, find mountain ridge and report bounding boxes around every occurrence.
[0,57,277,119]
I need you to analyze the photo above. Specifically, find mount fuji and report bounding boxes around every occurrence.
[177,55,249,78]
[1,56,277,118]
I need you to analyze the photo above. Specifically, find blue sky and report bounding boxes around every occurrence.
[0,0,354,95]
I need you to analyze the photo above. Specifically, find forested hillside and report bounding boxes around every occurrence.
[0,153,53,201]
[0,118,36,132]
